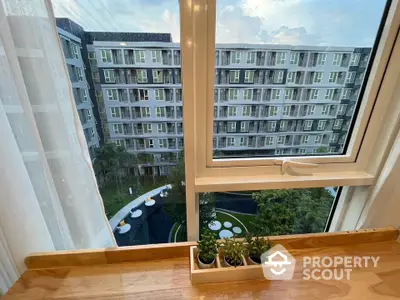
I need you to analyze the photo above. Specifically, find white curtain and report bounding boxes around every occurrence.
[0,0,116,294]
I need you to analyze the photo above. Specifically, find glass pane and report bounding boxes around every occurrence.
[54,0,185,246]
[213,0,389,159]
[199,187,339,238]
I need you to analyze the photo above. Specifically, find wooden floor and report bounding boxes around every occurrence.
[4,240,400,299]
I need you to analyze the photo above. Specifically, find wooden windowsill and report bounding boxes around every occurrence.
[4,228,400,299]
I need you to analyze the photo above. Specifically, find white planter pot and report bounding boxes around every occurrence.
[197,253,216,269]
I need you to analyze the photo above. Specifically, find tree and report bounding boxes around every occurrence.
[250,188,335,236]
[164,155,216,237]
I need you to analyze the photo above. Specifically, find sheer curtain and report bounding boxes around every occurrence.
[0,0,116,293]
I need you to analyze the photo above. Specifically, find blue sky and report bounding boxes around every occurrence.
[52,0,387,46]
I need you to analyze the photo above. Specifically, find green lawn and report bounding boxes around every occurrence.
[100,176,167,218]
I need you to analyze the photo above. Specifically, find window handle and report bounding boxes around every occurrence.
[274,159,318,175]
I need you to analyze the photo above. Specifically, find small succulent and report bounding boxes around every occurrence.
[245,234,272,263]
[198,229,218,264]
[220,237,246,267]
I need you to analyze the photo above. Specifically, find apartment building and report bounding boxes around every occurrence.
[56,19,370,176]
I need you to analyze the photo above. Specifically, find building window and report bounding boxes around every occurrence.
[271,89,281,100]
[152,70,163,83]
[304,120,313,130]
[242,106,251,116]
[228,106,238,116]
[285,88,294,100]
[276,71,284,83]
[317,120,327,130]
[82,89,88,102]
[134,50,146,63]
[227,137,235,147]
[299,148,307,154]
[275,149,284,155]
[229,70,240,83]
[282,105,290,116]
[100,49,112,63]
[151,50,162,63]
[313,72,323,83]
[244,70,254,83]
[92,71,100,83]
[243,89,252,100]
[104,70,115,83]
[350,53,361,66]
[345,72,356,84]
[325,89,335,100]
[330,133,339,143]
[143,123,152,133]
[268,106,279,117]
[276,52,286,64]
[138,89,149,100]
[310,89,319,100]
[231,51,241,64]
[332,53,343,66]
[228,122,236,132]
[157,123,166,133]
[77,68,84,81]
[287,72,295,83]
[156,107,166,118]
[333,119,343,129]
[140,107,151,118]
[321,105,329,115]
[316,53,327,65]
[71,43,80,59]
[239,137,248,146]
[280,120,288,131]
[290,52,299,65]
[110,107,120,118]
[277,135,285,144]
[112,124,123,134]
[114,139,123,147]
[107,89,118,101]
[155,89,165,101]
[240,121,248,132]
[137,70,148,83]
[305,105,315,116]
[315,134,323,144]
[159,139,168,148]
[246,52,256,64]
[342,88,352,99]
[338,104,348,115]
[229,89,239,100]
[300,135,309,144]
[328,72,339,83]
[265,136,275,146]
[145,139,154,148]
[266,121,277,132]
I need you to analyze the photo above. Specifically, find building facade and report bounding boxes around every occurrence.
[57,26,100,158]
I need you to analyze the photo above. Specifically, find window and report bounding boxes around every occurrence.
[285,89,294,100]
[317,120,327,130]
[345,72,356,84]
[280,120,288,131]
[313,72,323,83]
[338,104,348,115]
[110,107,120,118]
[228,122,236,132]
[277,135,285,144]
[342,88,352,99]
[86,110,92,122]
[265,136,275,146]
[157,123,166,133]
[276,52,286,64]
[304,120,313,130]
[152,70,163,83]
[71,43,80,59]
[325,89,335,100]
[145,139,154,148]
[321,105,329,115]
[229,89,239,100]
[315,135,323,144]
[100,49,112,63]
[239,137,248,146]
[244,70,254,83]
[228,106,238,116]
[114,139,123,147]
[276,71,284,83]
[300,135,309,144]
[82,89,88,102]
[107,89,118,101]
[310,89,319,100]
[246,52,256,64]
[229,70,240,83]
[143,123,152,133]
[151,50,162,63]
[137,70,148,83]
[134,50,146,63]
[350,53,361,66]
[155,89,165,101]
[156,107,166,118]
[138,89,149,100]
[282,105,290,116]
[92,71,100,83]
[328,72,339,83]
[104,70,115,83]
[140,107,150,118]
[240,121,248,132]
[227,137,235,147]
[266,121,277,132]
[332,53,343,66]
[305,105,315,116]
[330,133,339,143]
[268,106,279,117]
[271,89,281,100]
[286,72,295,83]
[112,124,123,134]
[316,53,327,65]
[299,148,307,154]
[243,89,252,100]
[290,52,299,64]
[333,119,343,129]
[231,51,241,64]
[159,139,168,148]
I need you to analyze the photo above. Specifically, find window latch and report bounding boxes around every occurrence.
[274,159,318,175]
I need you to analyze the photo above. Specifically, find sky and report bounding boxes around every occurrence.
[51,0,388,47]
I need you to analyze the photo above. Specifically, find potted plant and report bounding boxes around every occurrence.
[245,234,272,265]
[220,237,246,267]
[197,229,218,269]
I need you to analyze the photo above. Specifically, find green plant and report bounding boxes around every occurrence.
[197,229,218,264]
[220,237,246,267]
[245,234,272,263]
